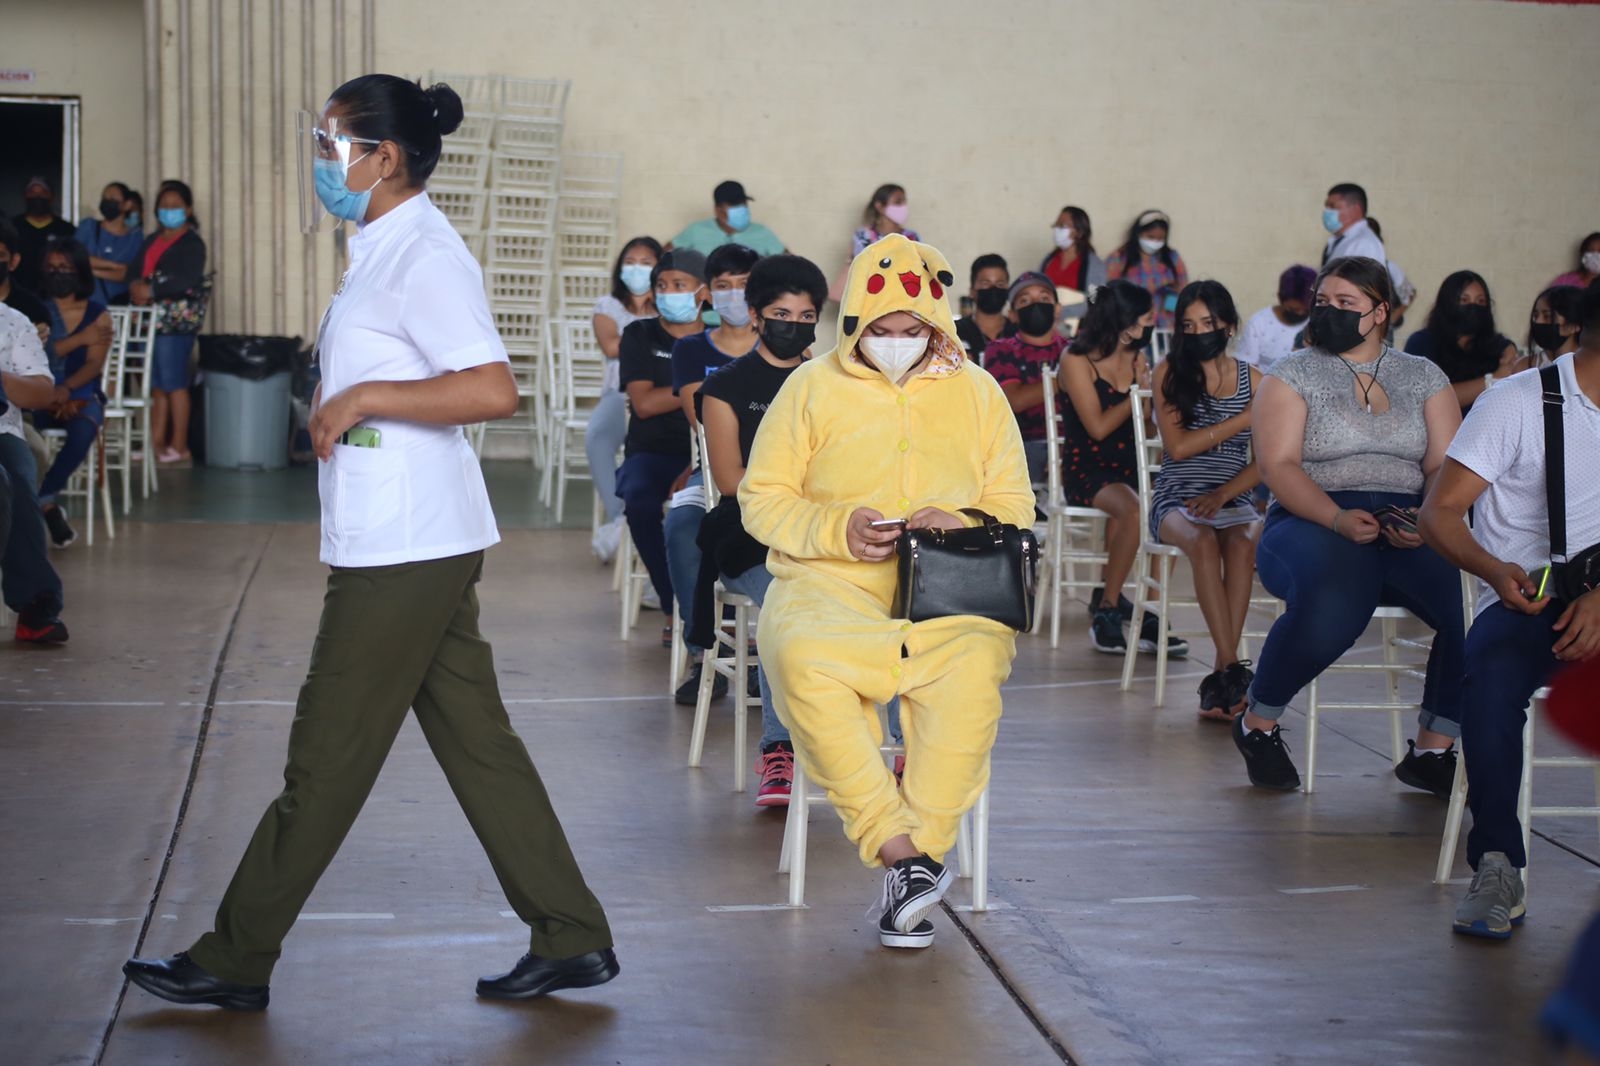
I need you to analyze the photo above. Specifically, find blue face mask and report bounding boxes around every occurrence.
[126,212,141,228]
[1322,207,1343,234]
[710,288,751,327]
[619,263,653,296]
[157,207,188,230]
[724,204,751,232]
[314,157,377,222]
[656,290,702,324]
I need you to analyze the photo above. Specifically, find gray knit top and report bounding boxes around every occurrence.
[1269,347,1451,494]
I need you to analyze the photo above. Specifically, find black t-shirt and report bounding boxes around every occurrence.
[955,315,1018,362]
[619,318,691,459]
[10,214,76,292]
[698,351,801,465]
[3,284,52,328]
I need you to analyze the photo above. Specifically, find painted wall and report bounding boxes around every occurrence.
[2,0,146,222]
[385,0,1600,333]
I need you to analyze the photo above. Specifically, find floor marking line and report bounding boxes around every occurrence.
[1109,895,1201,904]
[300,912,396,921]
[1278,884,1370,895]
[705,903,804,912]
[0,700,168,707]
[65,918,142,926]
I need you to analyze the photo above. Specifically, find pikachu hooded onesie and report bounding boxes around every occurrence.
[739,235,1034,866]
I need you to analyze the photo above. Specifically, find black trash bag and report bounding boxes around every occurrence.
[198,334,303,382]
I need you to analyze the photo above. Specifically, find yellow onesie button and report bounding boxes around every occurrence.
[900,623,913,634]
[897,394,907,407]
[897,497,910,510]
[897,439,909,452]
[891,666,903,678]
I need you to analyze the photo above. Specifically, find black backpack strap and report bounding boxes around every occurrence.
[1541,364,1567,562]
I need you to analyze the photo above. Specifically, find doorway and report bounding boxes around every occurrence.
[0,95,81,222]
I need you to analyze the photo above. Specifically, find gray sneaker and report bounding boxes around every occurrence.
[1453,852,1526,939]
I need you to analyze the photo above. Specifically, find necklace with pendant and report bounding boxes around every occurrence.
[1338,348,1388,413]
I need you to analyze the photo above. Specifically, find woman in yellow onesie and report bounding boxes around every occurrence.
[739,234,1034,949]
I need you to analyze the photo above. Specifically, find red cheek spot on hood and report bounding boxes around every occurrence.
[867,273,886,295]
[930,279,944,299]
[898,271,922,298]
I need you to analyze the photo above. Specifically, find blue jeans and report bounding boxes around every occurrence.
[34,399,105,504]
[720,564,786,748]
[583,390,626,523]
[1460,602,1562,869]
[665,472,706,651]
[615,451,687,612]
[0,433,64,621]
[1248,490,1466,738]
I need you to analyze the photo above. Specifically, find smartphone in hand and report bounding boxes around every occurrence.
[868,518,908,531]
[1373,504,1418,533]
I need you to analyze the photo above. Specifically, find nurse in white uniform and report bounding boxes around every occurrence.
[124,75,618,1011]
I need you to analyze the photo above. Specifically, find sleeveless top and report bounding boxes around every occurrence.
[1061,355,1136,507]
[1150,358,1255,538]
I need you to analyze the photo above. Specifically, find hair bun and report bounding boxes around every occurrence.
[424,82,464,137]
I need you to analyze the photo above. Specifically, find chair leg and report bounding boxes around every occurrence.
[97,436,115,540]
[1154,554,1173,707]
[1435,746,1468,883]
[785,758,809,906]
[955,811,972,879]
[554,433,570,523]
[618,538,636,641]
[732,602,749,793]
[971,787,990,913]
[1120,570,1143,692]
[687,645,716,769]
[1518,711,1534,892]
[668,608,686,694]
[1303,678,1319,794]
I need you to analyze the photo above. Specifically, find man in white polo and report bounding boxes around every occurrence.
[1420,283,1600,940]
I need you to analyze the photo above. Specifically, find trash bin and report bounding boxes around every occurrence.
[198,335,302,470]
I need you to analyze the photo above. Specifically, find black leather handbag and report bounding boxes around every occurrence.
[892,509,1040,631]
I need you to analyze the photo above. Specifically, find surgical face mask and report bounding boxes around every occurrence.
[1138,237,1164,256]
[1531,321,1567,353]
[313,155,382,223]
[24,196,51,217]
[1583,251,1600,274]
[1309,304,1374,355]
[974,287,1008,315]
[157,207,189,230]
[711,287,751,327]
[99,198,123,221]
[859,334,929,379]
[1457,303,1493,336]
[1053,226,1076,251]
[1016,302,1057,337]
[760,318,815,360]
[126,212,141,228]
[724,204,751,232]
[656,289,702,324]
[619,263,653,296]
[43,270,78,298]
[1183,329,1229,362]
[1322,207,1344,234]
[883,203,910,227]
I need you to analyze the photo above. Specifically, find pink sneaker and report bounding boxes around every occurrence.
[755,747,794,807]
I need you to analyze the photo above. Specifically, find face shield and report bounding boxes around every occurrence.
[296,110,381,233]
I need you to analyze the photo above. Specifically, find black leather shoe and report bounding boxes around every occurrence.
[476,948,620,1000]
[123,952,269,1011]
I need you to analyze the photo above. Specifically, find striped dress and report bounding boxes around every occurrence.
[1150,359,1255,539]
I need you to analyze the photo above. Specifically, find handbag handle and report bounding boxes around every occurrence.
[958,508,1005,546]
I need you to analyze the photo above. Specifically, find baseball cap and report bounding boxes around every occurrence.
[652,247,708,287]
[1008,271,1057,305]
[713,180,751,206]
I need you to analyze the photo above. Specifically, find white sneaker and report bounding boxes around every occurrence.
[591,517,623,563]
[639,587,661,611]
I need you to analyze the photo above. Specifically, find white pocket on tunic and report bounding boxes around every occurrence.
[328,443,408,544]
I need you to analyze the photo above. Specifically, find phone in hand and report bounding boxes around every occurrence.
[1373,504,1418,533]
[868,518,908,531]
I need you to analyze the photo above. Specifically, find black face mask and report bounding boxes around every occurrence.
[43,271,78,298]
[974,287,1008,315]
[1308,304,1373,355]
[1280,306,1308,325]
[1531,321,1567,353]
[1016,302,1057,337]
[1126,324,1154,350]
[760,318,816,360]
[99,198,123,221]
[1457,304,1493,337]
[1183,329,1229,362]
[24,196,51,217]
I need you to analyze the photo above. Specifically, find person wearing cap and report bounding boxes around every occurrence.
[667,181,785,257]
[1106,209,1188,331]
[10,177,75,293]
[1234,264,1316,374]
[979,271,1067,486]
[616,247,707,644]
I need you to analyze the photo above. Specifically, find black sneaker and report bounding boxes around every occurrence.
[1219,661,1255,709]
[43,506,77,549]
[878,908,935,949]
[1137,613,1189,658]
[1089,605,1127,655]
[746,666,761,699]
[1197,671,1228,711]
[674,663,728,706]
[1394,740,1457,799]
[1232,714,1301,791]
[1087,588,1135,621]
[881,855,954,934]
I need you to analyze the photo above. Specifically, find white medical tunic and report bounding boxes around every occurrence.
[316,192,507,567]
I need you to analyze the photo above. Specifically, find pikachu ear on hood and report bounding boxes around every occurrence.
[837,233,960,354]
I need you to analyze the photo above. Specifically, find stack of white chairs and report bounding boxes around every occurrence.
[1031,370,1110,647]
[538,319,607,521]
[556,151,620,282]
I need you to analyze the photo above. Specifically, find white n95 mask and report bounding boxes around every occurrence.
[859,335,930,379]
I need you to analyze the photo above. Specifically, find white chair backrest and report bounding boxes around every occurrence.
[122,306,158,401]
[695,422,720,508]
[1128,387,1163,539]
[554,318,608,415]
[103,307,133,408]
[1040,366,1065,510]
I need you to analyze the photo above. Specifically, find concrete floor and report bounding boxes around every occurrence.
[3,468,1598,1065]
